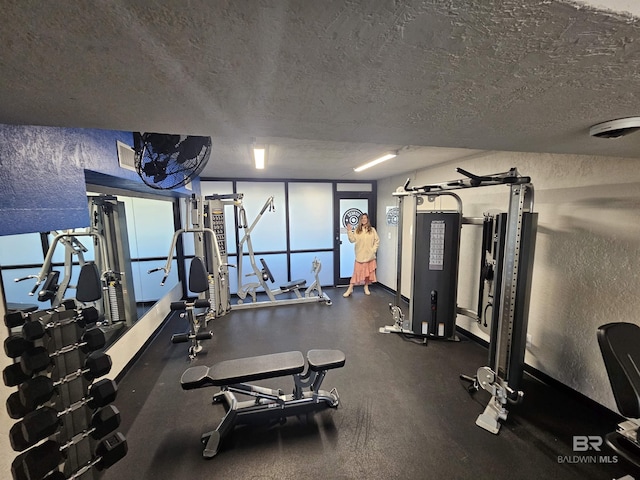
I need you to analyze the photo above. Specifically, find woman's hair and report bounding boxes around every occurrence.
[356,213,372,234]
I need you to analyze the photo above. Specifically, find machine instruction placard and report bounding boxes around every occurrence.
[429,220,445,270]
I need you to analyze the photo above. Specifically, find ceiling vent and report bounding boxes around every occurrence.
[116,140,136,171]
[589,117,640,139]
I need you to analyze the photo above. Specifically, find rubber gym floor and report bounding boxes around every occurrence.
[101,287,629,480]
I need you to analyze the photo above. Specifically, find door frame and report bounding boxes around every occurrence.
[333,190,377,286]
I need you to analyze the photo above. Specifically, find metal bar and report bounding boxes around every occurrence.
[394,196,404,308]
[494,184,534,380]
[393,168,530,196]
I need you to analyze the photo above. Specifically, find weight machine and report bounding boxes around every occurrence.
[153,192,331,345]
[381,167,537,434]
[230,195,331,309]
[88,195,137,329]
[14,195,137,334]
[150,196,230,359]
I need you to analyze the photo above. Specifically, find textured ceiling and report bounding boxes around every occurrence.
[1,0,639,181]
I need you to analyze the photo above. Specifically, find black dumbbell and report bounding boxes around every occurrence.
[3,339,105,388]
[3,363,32,388]
[4,299,77,329]
[7,376,117,420]
[18,352,112,410]
[10,403,121,452]
[4,335,34,359]
[5,321,87,361]
[12,431,127,480]
[22,307,99,341]
[20,327,105,375]
[6,391,31,420]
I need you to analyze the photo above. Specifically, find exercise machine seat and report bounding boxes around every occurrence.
[597,322,640,418]
[76,263,102,303]
[307,349,346,371]
[189,257,209,294]
[181,351,305,389]
[279,279,306,292]
[597,322,640,475]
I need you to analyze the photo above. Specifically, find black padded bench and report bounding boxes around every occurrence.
[598,322,640,476]
[181,349,345,458]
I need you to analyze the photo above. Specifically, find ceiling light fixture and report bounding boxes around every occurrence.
[253,144,267,169]
[354,152,397,172]
[589,117,640,139]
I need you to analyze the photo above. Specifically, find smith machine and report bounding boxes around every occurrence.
[380,168,537,434]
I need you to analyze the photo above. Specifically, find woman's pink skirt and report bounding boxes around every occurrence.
[350,260,377,285]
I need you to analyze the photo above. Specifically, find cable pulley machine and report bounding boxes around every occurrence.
[382,167,537,434]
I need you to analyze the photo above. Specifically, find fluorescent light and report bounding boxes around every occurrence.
[353,153,397,172]
[253,146,266,169]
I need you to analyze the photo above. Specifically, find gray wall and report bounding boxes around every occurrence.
[376,151,640,414]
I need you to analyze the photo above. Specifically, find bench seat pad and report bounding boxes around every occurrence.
[307,349,346,371]
[279,279,306,291]
[181,351,305,390]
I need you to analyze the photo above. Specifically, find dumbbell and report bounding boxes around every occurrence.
[6,351,110,418]
[20,327,106,375]
[18,352,112,410]
[4,347,110,390]
[10,403,121,452]
[4,327,104,386]
[4,335,35,359]
[12,431,127,480]
[7,376,117,420]
[4,363,32,388]
[22,307,99,342]
[4,299,76,329]
[5,319,85,360]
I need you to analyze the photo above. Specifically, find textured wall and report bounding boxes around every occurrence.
[0,124,203,237]
[0,124,138,236]
[377,152,640,413]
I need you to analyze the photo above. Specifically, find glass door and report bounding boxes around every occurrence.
[335,195,374,285]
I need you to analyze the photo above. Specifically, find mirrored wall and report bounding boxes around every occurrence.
[0,190,179,348]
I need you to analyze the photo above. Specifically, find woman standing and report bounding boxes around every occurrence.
[343,213,380,297]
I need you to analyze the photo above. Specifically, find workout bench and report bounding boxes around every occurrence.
[598,322,640,476]
[181,349,345,458]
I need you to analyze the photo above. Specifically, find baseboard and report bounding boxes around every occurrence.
[374,282,409,303]
[113,312,175,384]
[454,324,625,424]
[378,284,624,424]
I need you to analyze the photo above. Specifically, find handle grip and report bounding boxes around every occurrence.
[14,275,37,283]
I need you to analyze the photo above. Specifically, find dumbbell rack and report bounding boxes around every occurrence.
[4,302,127,480]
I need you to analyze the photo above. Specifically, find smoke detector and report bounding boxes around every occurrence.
[589,117,640,139]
